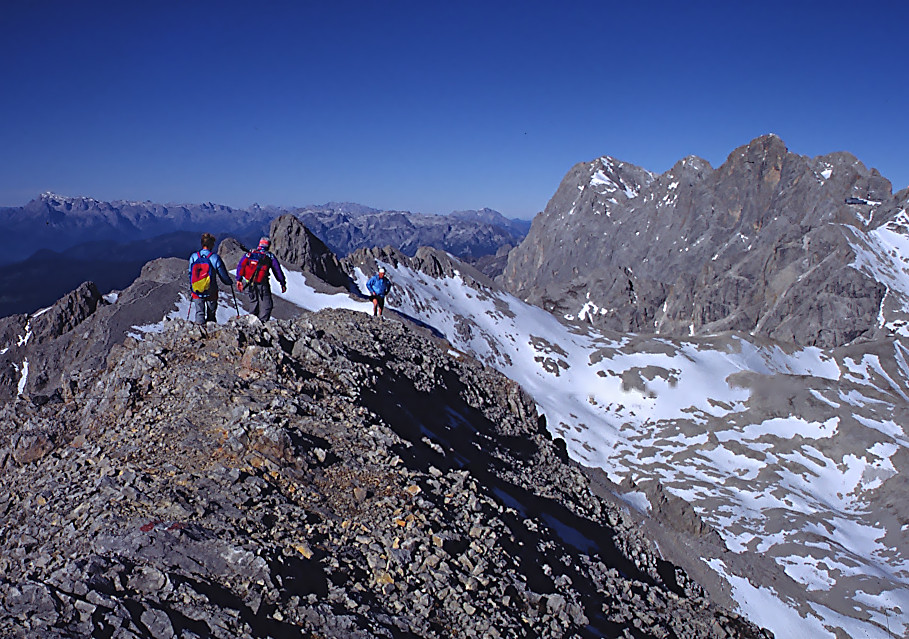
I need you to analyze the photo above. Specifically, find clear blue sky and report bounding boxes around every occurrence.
[2,1,908,219]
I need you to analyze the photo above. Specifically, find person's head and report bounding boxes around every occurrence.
[378,267,386,278]
[258,237,271,249]
[201,233,216,249]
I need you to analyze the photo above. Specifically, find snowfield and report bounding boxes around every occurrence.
[348,262,909,639]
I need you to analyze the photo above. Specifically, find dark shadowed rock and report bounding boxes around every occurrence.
[269,214,352,289]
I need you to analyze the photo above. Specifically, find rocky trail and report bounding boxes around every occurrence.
[0,309,768,638]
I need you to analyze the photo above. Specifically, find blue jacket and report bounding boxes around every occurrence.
[367,273,391,297]
[189,249,232,296]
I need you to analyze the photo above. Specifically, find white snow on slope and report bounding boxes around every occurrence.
[847,210,909,338]
[15,359,28,396]
[355,261,908,639]
[589,158,644,199]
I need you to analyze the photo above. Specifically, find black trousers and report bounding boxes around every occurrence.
[248,283,274,321]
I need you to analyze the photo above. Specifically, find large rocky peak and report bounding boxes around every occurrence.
[0,310,767,638]
[500,134,904,347]
[269,214,352,290]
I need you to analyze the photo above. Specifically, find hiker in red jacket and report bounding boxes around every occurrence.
[235,237,286,322]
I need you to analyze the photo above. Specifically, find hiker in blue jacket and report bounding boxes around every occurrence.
[188,233,233,324]
[235,237,287,322]
[366,267,392,317]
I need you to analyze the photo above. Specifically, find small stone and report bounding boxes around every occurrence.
[139,608,174,639]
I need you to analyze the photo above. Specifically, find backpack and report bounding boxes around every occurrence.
[238,250,272,286]
[190,251,215,298]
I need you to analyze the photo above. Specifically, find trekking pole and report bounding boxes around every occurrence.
[230,283,242,317]
[186,295,191,321]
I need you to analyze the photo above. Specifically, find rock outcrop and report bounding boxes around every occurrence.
[0,310,768,638]
[500,134,907,348]
[269,214,352,290]
[0,258,189,402]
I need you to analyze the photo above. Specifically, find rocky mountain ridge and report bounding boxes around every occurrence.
[0,309,767,638]
[4,135,909,637]
[3,209,907,636]
[500,134,909,348]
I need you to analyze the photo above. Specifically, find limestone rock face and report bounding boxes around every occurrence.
[269,214,352,290]
[500,134,904,347]
[0,310,768,638]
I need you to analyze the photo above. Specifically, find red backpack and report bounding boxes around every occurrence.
[238,250,272,286]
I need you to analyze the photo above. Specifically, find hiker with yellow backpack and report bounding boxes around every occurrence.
[188,233,234,324]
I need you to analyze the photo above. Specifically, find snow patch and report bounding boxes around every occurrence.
[15,359,28,396]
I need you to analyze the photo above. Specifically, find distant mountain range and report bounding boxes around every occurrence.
[0,195,529,316]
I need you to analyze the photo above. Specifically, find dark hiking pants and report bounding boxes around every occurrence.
[192,294,219,323]
[248,283,274,322]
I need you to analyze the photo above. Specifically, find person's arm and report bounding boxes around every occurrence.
[271,256,287,292]
[235,254,248,290]
[214,255,232,286]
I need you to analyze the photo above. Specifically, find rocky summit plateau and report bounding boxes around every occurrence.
[2,135,909,639]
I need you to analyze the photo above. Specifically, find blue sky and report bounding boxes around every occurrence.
[2,1,908,219]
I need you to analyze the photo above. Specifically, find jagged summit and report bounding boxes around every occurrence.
[500,134,905,347]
